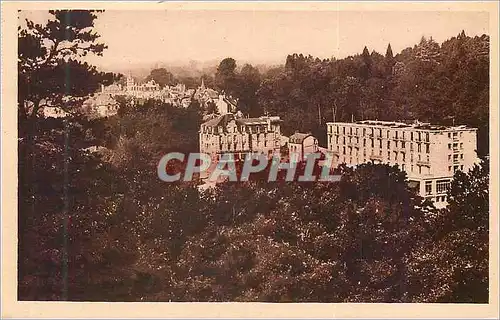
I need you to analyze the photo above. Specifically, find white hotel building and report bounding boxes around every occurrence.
[326,120,480,208]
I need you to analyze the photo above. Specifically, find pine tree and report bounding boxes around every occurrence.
[18,10,118,123]
[458,29,466,40]
[362,46,370,59]
[415,36,441,63]
[360,46,372,80]
[385,43,394,59]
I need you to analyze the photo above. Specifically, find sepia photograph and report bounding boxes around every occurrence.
[1,1,499,318]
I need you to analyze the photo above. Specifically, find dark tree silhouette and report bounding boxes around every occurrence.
[18,10,118,123]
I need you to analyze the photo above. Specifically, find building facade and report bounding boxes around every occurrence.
[100,83,123,95]
[126,76,162,99]
[194,78,219,107]
[199,113,282,179]
[42,106,69,118]
[83,93,119,118]
[326,120,479,208]
[215,94,238,115]
[288,132,319,162]
[101,76,203,108]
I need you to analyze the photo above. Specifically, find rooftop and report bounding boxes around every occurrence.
[201,113,282,128]
[327,120,475,131]
[223,96,238,107]
[289,132,313,144]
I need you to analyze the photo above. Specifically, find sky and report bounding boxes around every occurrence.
[20,10,489,71]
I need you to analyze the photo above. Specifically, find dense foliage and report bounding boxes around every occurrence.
[18,12,489,302]
[18,10,118,123]
[216,34,489,155]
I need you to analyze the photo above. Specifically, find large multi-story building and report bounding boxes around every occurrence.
[326,120,480,207]
[101,76,215,108]
[101,75,164,99]
[199,113,282,179]
[125,76,162,99]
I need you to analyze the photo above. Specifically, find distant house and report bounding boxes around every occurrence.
[216,94,238,114]
[180,96,191,108]
[43,106,69,118]
[206,89,219,100]
[288,132,319,162]
[124,75,162,99]
[101,83,123,95]
[126,76,160,94]
[194,78,219,106]
[280,135,290,147]
[83,93,119,118]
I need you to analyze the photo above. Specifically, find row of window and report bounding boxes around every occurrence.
[449,165,464,173]
[448,132,463,139]
[436,180,451,193]
[336,146,431,162]
[331,136,432,153]
[289,145,319,152]
[201,125,280,135]
[334,156,432,175]
[449,154,464,162]
[425,181,450,200]
[213,150,275,161]
[126,86,160,91]
[328,126,431,142]
[448,142,464,150]
[434,195,448,203]
[203,140,279,150]
[204,133,277,143]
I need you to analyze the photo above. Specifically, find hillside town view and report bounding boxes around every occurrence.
[18,9,490,303]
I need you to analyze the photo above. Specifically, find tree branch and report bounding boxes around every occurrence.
[40,38,61,66]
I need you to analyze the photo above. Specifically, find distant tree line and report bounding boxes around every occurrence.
[214,33,489,156]
[142,67,214,90]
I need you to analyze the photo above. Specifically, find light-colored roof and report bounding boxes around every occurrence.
[289,132,313,144]
[201,114,282,128]
[236,118,268,125]
[207,89,219,99]
[223,97,238,107]
[84,94,118,107]
[328,120,475,131]
[201,114,231,127]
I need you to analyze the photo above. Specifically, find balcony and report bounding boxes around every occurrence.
[369,154,383,161]
[416,160,431,166]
